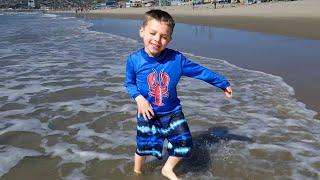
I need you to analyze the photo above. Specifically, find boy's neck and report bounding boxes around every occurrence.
[144,48,161,57]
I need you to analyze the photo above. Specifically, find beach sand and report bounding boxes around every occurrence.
[67,0,320,118]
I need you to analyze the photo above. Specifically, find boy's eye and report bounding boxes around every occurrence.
[162,35,171,40]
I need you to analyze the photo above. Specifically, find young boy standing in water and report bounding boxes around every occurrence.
[124,10,232,180]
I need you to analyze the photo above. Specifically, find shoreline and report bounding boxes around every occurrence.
[86,13,320,40]
[78,0,320,40]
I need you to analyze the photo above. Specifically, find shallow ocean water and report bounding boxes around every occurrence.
[0,12,319,179]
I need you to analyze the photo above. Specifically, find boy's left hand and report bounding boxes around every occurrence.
[224,86,232,98]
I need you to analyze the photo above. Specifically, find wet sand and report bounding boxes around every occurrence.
[86,0,320,40]
[62,0,320,118]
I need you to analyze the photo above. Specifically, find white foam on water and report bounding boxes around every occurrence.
[60,17,76,20]
[0,118,66,136]
[0,81,51,103]
[61,99,106,113]
[68,123,135,149]
[41,139,130,164]
[46,96,123,115]
[0,119,47,136]
[0,145,41,177]
[2,12,19,15]
[42,13,58,18]
[0,106,35,118]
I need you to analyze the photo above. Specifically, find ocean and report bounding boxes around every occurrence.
[0,12,319,179]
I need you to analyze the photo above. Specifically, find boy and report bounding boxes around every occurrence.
[124,10,232,180]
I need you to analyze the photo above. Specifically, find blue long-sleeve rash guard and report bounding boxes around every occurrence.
[124,48,230,115]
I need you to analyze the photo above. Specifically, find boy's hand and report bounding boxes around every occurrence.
[224,86,233,98]
[135,95,154,120]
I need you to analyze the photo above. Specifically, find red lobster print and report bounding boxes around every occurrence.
[147,69,170,106]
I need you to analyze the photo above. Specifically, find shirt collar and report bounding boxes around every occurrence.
[140,48,168,62]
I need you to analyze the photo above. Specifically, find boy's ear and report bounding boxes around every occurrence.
[139,26,144,38]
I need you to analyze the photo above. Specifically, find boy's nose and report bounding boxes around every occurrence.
[154,34,161,42]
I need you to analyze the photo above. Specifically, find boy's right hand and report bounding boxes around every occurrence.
[135,95,154,120]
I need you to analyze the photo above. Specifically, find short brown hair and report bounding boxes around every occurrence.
[143,9,175,34]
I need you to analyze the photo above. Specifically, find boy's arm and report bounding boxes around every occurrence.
[124,56,154,119]
[124,56,141,99]
[181,55,232,95]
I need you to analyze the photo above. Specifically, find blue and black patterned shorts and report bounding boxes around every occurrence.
[136,111,193,159]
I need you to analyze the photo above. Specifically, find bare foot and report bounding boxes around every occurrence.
[132,170,143,180]
[161,167,181,180]
[134,169,142,175]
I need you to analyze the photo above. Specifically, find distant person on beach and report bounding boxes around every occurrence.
[213,0,217,9]
[124,9,232,180]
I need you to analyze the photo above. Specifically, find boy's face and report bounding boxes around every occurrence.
[140,19,172,57]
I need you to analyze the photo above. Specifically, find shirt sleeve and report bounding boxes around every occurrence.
[124,56,141,99]
[181,55,230,90]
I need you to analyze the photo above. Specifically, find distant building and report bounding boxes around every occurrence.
[142,0,155,7]
[158,0,171,6]
[95,2,106,9]
[129,0,142,7]
[106,0,118,8]
[28,0,35,8]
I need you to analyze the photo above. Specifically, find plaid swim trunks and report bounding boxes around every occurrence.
[135,111,193,159]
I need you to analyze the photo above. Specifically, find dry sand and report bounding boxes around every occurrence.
[87,0,320,40]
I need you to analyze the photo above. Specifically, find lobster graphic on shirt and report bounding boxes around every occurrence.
[147,69,170,106]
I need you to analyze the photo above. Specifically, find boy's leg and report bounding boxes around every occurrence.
[162,111,193,179]
[134,153,146,174]
[161,156,182,180]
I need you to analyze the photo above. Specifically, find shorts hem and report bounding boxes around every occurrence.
[135,150,163,160]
